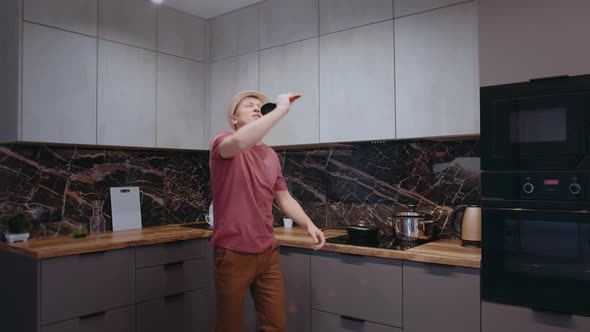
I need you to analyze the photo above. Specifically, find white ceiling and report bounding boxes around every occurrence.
[162,0,264,19]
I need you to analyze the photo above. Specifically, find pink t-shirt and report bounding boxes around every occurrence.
[209,131,287,253]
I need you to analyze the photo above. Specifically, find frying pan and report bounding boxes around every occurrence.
[261,94,301,115]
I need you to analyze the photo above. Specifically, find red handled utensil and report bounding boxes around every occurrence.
[261,94,301,115]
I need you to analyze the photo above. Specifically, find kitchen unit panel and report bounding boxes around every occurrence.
[24,0,97,36]
[136,258,209,302]
[137,287,214,332]
[157,6,205,61]
[209,52,259,140]
[41,305,135,332]
[394,0,468,17]
[41,248,135,325]
[311,251,402,327]
[482,300,590,332]
[210,4,259,61]
[135,238,207,268]
[403,261,480,332]
[319,0,393,35]
[479,0,590,86]
[157,54,205,149]
[319,21,395,143]
[395,1,479,138]
[0,0,20,143]
[281,247,311,332]
[97,39,156,147]
[259,0,318,49]
[260,38,319,146]
[311,310,401,332]
[22,22,97,144]
[99,0,157,50]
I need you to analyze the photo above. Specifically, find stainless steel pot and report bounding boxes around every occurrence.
[393,205,434,241]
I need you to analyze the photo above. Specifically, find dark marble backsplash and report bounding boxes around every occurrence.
[0,139,479,239]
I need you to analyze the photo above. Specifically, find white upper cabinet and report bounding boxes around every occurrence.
[209,52,259,140]
[157,54,205,149]
[259,0,318,49]
[22,23,97,144]
[319,20,395,143]
[98,40,157,147]
[395,2,479,139]
[260,38,319,146]
[209,5,258,61]
[157,6,205,61]
[24,0,97,36]
[99,0,157,50]
[479,0,590,86]
[393,0,467,17]
[319,0,393,35]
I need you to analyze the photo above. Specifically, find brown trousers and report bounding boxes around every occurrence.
[213,242,286,332]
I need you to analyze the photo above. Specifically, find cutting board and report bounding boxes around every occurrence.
[110,187,142,231]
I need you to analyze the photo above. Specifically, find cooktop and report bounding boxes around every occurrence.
[326,234,429,251]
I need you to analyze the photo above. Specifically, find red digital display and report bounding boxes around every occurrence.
[544,179,559,185]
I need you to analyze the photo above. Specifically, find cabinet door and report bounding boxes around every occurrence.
[311,251,402,327]
[22,22,97,144]
[319,21,395,143]
[41,249,135,325]
[394,0,468,17]
[157,54,205,149]
[41,305,135,332]
[209,53,259,140]
[260,38,319,146]
[98,0,157,50]
[482,301,590,332]
[403,261,480,332]
[281,247,311,332]
[137,288,214,332]
[157,6,205,61]
[319,0,393,35]
[311,309,401,332]
[395,1,479,139]
[97,39,156,147]
[259,0,318,49]
[24,0,97,36]
[210,5,258,61]
[479,0,590,86]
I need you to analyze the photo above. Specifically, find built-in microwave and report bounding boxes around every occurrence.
[481,75,590,171]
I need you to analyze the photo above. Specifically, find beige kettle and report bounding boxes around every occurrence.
[450,205,481,248]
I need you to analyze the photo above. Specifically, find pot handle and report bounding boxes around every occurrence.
[450,205,467,236]
[420,220,434,224]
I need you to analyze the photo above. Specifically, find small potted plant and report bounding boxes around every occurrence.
[2,212,33,243]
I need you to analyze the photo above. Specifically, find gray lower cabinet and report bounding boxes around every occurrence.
[41,305,135,332]
[482,300,590,332]
[312,309,401,332]
[403,261,480,332]
[311,251,403,328]
[281,246,311,332]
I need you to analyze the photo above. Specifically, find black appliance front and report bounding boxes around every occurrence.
[481,75,590,171]
[481,198,590,316]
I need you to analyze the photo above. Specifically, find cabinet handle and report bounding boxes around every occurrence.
[79,311,106,320]
[79,251,105,258]
[529,75,570,82]
[338,252,364,257]
[164,292,185,302]
[340,315,365,323]
[532,307,573,317]
[164,261,184,269]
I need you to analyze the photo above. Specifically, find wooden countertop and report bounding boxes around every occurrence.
[0,224,481,268]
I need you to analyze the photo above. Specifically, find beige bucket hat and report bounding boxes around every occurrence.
[226,90,270,130]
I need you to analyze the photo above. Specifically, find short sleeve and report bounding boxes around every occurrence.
[210,131,232,160]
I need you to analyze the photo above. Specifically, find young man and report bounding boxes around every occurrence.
[209,90,326,332]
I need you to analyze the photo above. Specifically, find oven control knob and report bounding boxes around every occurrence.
[569,183,582,195]
[523,183,534,194]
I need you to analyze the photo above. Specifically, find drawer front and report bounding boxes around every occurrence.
[483,300,590,332]
[311,252,402,327]
[137,288,214,332]
[136,239,207,268]
[41,248,135,325]
[311,310,401,332]
[136,258,210,302]
[41,305,135,332]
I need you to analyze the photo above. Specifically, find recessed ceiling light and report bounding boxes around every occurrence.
[150,0,163,4]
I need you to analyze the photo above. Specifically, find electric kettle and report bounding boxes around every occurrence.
[450,205,481,248]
